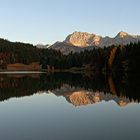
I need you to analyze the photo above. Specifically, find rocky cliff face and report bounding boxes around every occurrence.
[49,31,140,54]
[64,31,140,47]
[64,31,101,47]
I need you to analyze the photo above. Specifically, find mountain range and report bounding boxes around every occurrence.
[37,31,140,55]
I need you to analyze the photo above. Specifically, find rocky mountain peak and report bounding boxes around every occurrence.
[116,31,129,38]
[64,31,99,47]
[49,31,140,54]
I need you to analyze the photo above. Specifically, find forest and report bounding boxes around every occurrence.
[0,38,140,75]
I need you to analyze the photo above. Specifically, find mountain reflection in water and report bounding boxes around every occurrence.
[0,72,139,107]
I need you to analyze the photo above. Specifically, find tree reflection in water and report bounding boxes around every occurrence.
[0,72,139,106]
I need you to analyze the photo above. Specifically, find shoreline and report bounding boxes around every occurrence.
[0,70,46,74]
[0,67,93,74]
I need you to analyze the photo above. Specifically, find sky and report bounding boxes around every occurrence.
[0,0,139,45]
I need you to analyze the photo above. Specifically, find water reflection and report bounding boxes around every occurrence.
[0,72,139,107]
[51,86,133,107]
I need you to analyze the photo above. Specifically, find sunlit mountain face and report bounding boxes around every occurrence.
[49,31,140,54]
[0,72,139,107]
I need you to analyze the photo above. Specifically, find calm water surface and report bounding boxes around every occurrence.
[0,72,139,140]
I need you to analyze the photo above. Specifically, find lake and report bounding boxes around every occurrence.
[0,72,140,140]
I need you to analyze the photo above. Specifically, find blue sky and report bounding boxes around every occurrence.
[0,0,139,44]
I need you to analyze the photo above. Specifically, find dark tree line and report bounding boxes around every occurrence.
[40,42,140,75]
[0,38,140,74]
[0,38,39,65]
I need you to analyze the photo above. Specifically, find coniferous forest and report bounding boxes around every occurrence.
[0,38,140,75]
